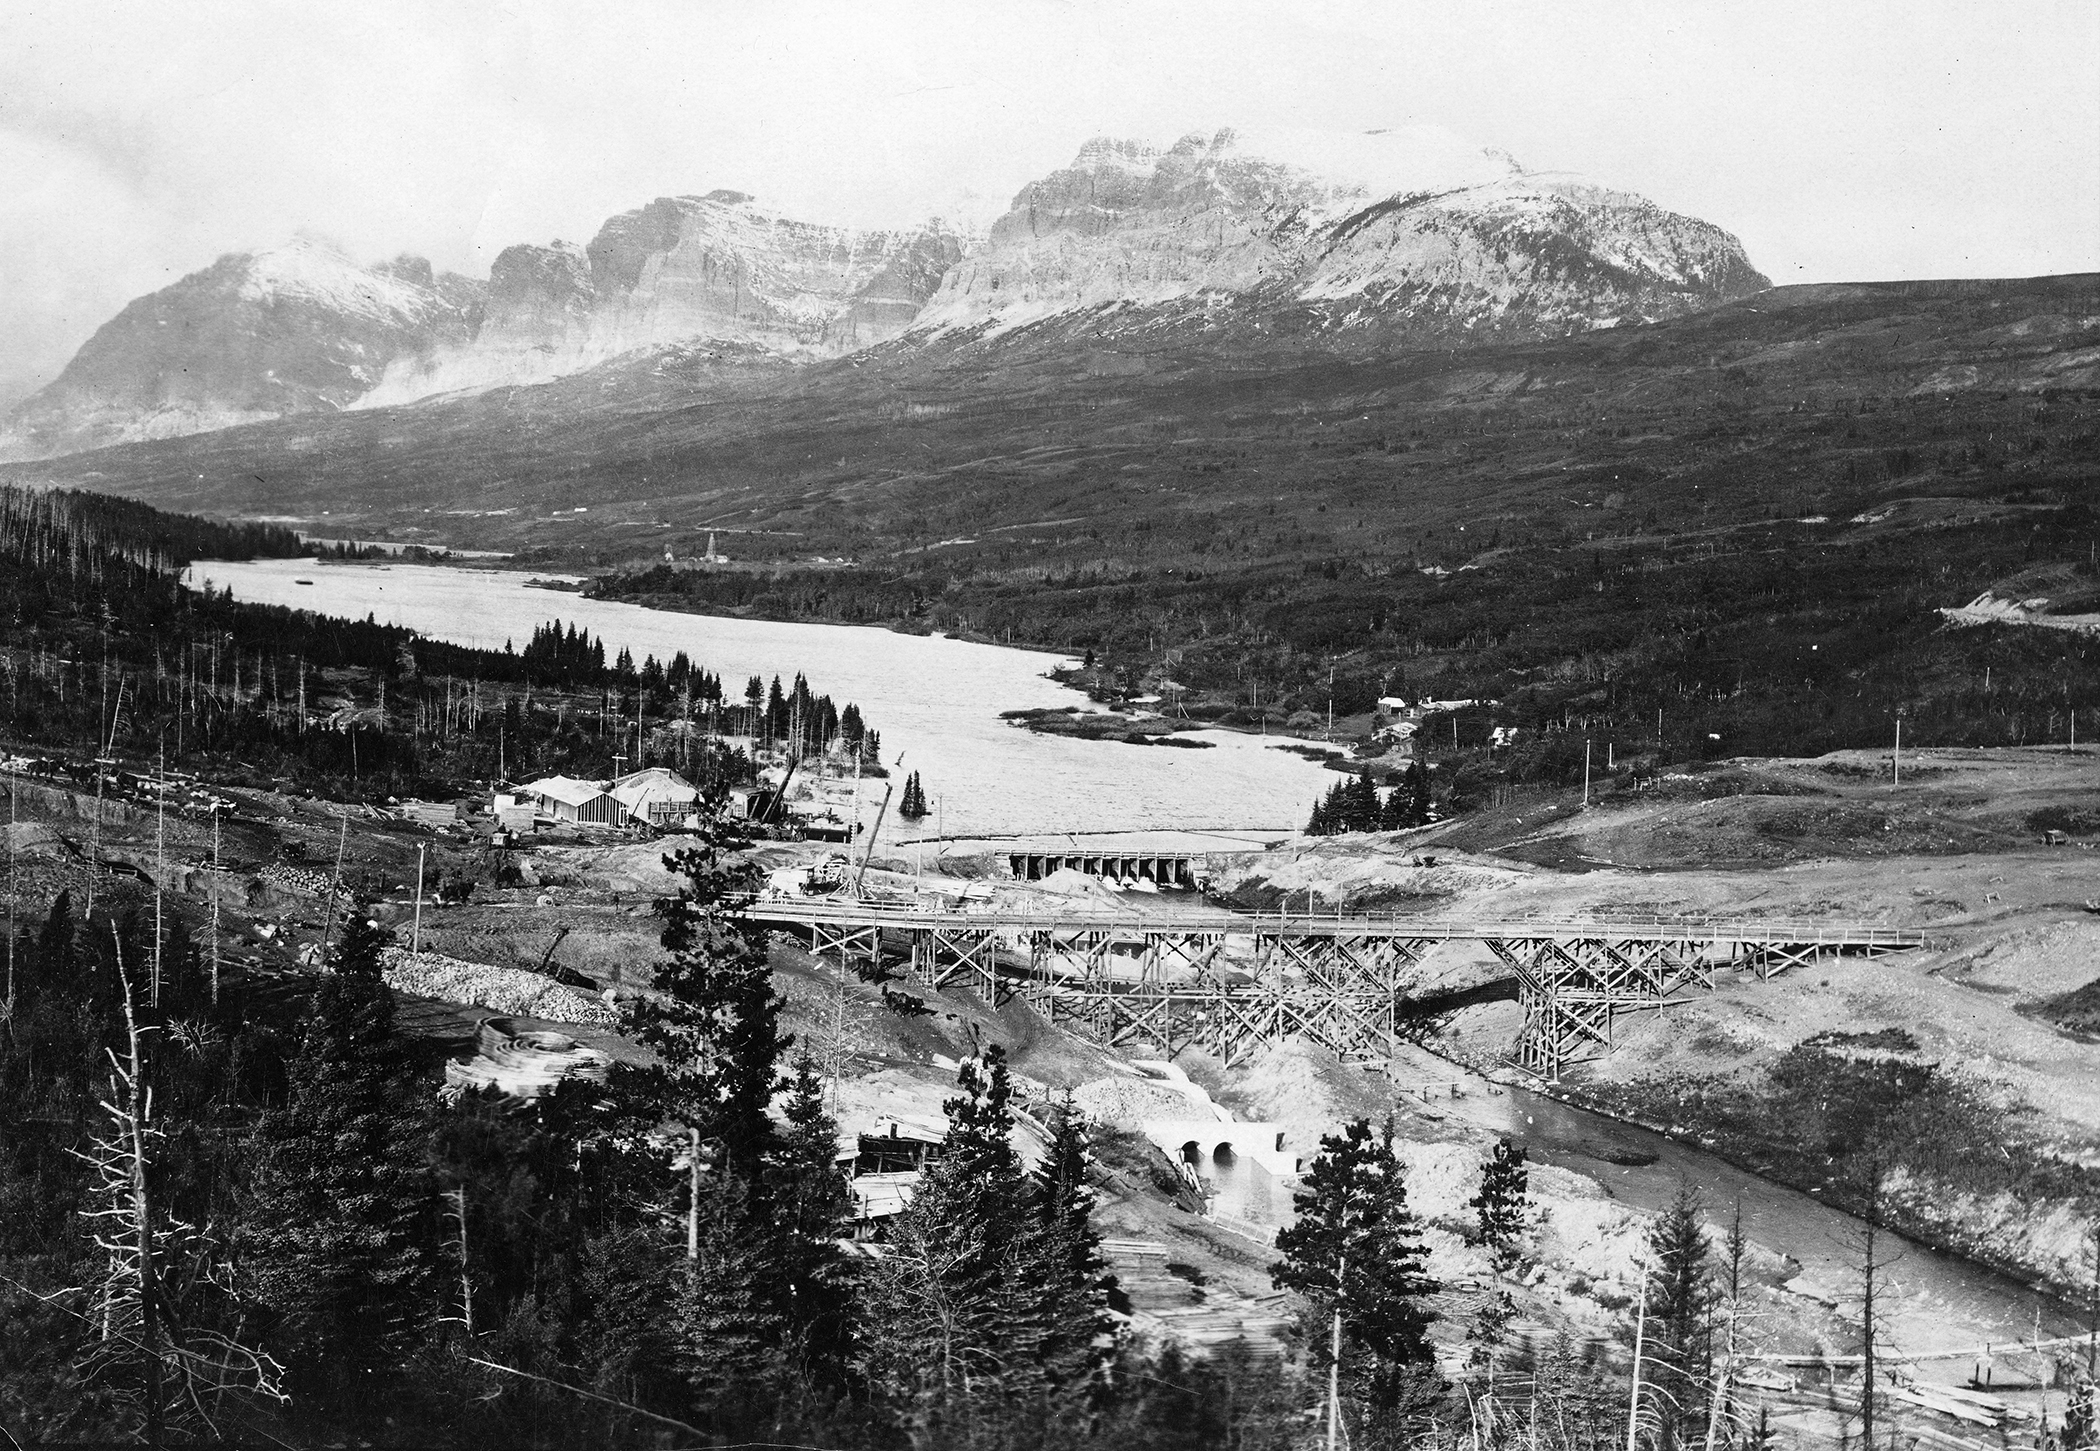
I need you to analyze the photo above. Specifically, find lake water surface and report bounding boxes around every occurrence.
[186,559,1336,838]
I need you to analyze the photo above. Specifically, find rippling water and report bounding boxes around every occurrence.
[187,559,1337,838]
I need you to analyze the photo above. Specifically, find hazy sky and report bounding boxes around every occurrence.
[4,0,2096,402]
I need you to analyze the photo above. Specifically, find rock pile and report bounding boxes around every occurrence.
[258,861,336,895]
[381,946,616,1026]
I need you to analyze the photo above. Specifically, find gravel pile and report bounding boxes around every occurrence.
[381,946,616,1026]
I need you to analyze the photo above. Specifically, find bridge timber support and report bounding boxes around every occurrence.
[755,902,1923,1082]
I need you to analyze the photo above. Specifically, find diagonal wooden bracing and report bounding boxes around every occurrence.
[768,903,1924,1082]
[1486,935,1715,1081]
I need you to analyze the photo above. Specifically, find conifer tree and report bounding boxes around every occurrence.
[856,1047,1046,1448]
[1640,1183,1715,1451]
[1465,1289,1517,1373]
[618,787,785,1179]
[2064,1380,2096,1451]
[1404,759,1432,825]
[1471,1138,1531,1273]
[1026,1099,1118,1400]
[1274,1116,1439,1446]
[766,1056,854,1390]
[1346,771,1380,831]
[674,1171,787,1433]
[241,904,432,1382]
[899,770,929,819]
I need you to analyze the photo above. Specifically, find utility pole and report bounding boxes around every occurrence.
[317,814,348,964]
[1893,715,1902,788]
[209,806,221,1004]
[411,843,427,964]
[5,753,15,1017]
[1583,738,1592,807]
[88,676,125,919]
[151,741,165,1006]
[853,780,896,899]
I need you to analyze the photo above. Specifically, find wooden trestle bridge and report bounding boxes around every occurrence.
[750,901,1924,1081]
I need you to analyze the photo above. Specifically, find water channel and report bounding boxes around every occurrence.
[1444,1072,2084,1370]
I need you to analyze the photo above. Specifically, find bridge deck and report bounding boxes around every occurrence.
[750,899,1923,950]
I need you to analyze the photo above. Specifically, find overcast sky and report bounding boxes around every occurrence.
[4,0,2096,402]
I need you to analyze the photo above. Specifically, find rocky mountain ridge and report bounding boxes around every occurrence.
[2,129,1769,460]
[916,129,1768,343]
[356,191,967,406]
[0,237,484,458]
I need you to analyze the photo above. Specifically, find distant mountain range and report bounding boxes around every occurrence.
[0,129,1768,461]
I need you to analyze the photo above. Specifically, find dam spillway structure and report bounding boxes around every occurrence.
[1008,851,1198,888]
[755,901,1923,1082]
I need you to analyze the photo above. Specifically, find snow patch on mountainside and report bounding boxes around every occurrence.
[357,193,964,407]
[235,236,441,323]
[0,240,481,460]
[917,129,1767,341]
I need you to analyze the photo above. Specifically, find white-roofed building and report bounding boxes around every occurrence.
[609,767,701,829]
[521,774,624,827]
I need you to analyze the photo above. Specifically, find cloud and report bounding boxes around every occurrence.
[1,0,2095,401]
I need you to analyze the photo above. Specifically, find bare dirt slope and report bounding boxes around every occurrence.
[1217,745,2100,1293]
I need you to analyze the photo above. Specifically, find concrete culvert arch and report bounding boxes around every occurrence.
[1212,1142,1237,1166]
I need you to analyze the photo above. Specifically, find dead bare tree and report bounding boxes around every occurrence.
[73,931,286,1440]
[1830,1157,1900,1451]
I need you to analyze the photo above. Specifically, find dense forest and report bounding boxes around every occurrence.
[598,499,2100,783]
[0,487,878,800]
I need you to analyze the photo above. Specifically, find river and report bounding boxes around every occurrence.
[1445,1075,2085,1371]
[184,558,1337,839]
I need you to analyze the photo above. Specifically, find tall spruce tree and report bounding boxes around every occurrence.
[1404,759,1432,824]
[674,1171,788,1434]
[241,905,432,1382]
[766,1056,854,1397]
[1273,1116,1439,1447]
[899,771,929,819]
[1640,1183,1715,1451]
[618,785,785,1179]
[1025,1098,1118,1402]
[856,1047,1052,1449]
